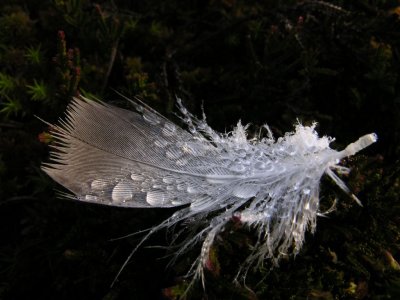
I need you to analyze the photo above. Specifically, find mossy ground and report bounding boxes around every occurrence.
[0,1,399,299]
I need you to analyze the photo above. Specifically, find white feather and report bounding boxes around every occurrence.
[42,96,377,285]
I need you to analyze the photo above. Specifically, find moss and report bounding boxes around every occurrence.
[0,0,399,299]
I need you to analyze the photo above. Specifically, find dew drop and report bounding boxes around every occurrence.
[134,103,144,112]
[166,185,174,191]
[90,179,108,191]
[236,148,247,158]
[112,182,133,203]
[304,201,310,210]
[162,175,174,184]
[162,122,177,137]
[131,173,145,181]
[177,183,186,191]
[171,199,185,205]
[187,185,198,194]
[254,161,266,170]
[188,125,196,134]
[85,195,98,201]
[302,188,311,195]
[166,146,183,159]
[143,111,161,125]
[229,163,246,173]
[176,157,188,166]
[154,138,169,148]
[141,181,152,190]
[146,190,167,206]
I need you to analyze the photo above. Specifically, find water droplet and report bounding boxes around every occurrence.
[304,201,310,210]
[143,111,161,125]
[162,122,177,137]
[254,161,266,170]
[177,183,186,191]
[85,195,98,201]
[146,190,167,206]
[166,146,183,159]
[134,103,144,112]
[166,185,174,191]
[171,199,185,205]
[176,157,188,166]
[188,125,196,134]
[91,179,108,191]
[180,106,188,115]
[254,150,264,158]
[236,148,247,158]
[131,173,145,181]
[187,185,198,194]
[152,184,163,189]
[302,188,311,195]
[112,182,133,203]
[229,163,246,173]
[141,181,152,189]
[162,175,174,184]
[197,121,206,130]
[154,138,169,148]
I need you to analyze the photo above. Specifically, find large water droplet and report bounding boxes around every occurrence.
[112,182,133,203]
[162,122,177,136]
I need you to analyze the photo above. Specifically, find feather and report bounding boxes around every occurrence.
[42,95,377,286]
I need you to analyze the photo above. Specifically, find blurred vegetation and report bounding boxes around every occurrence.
[0,0,399,299]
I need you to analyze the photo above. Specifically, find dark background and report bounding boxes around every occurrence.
[0,0,399,299]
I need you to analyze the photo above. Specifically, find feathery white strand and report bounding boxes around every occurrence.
[42,96,377,286]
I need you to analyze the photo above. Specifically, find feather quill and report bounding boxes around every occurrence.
[42,96,377,285]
